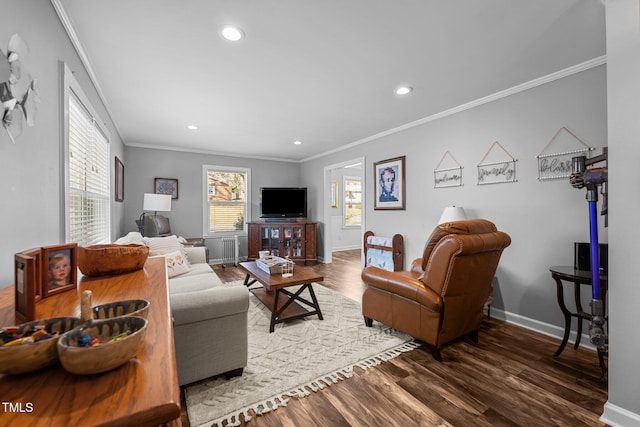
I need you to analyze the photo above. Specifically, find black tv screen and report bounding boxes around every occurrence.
[260,187,307,218]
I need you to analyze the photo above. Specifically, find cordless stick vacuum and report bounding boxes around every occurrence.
[569,149,608,350]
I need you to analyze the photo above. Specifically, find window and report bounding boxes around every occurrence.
[343,176,362,227]
[203,165,251,235]
[64,64,111,245]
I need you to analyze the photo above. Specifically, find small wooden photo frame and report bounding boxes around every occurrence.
[42,243,78,298]
[14,248,43,322]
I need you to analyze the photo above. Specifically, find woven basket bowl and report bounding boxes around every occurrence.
[0,317,81,375]
[78,244,149,276]
[92,299,150,320]
[57,316,147,375]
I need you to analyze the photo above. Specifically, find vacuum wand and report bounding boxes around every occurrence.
[570,155,607,349]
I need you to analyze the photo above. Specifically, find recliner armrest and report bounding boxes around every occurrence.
[362,266,442,311]
[171,286,249,325]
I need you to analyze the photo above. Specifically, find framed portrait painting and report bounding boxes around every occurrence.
[374,156,405,210]
[42,243,78,298]
[155,177,179,199]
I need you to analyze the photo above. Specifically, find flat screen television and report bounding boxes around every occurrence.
[260,187,307,219]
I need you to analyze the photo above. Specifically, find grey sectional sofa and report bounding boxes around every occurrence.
[168,246,249,386]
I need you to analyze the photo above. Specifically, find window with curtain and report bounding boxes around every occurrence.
[203,166,250,235]
[64,64,111,246]
[343,176,362,227]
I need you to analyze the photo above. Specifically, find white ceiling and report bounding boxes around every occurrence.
[55,0,605,162]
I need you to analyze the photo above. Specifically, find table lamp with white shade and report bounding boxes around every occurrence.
[138,193,172,235]
[438,206,467,224]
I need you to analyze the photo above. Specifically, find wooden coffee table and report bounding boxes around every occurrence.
[239,261,324,332]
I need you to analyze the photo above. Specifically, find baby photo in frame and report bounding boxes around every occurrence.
[14,248,43,322]
[42,243,78,297]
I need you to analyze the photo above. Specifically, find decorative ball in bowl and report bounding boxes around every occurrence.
[78,244,149,277]
[57,316,148,375]
[92,299,150,320]
[0,317,81,375]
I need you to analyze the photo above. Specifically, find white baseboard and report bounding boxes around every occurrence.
[211,256,247,265]
[490,307,597,351]
[332,245,360,252]
[601,401,640,427]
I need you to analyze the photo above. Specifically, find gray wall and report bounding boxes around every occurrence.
[603,0,640,424]
[303,65,607,331]
[124,146,301,261]
[0,1,126,288]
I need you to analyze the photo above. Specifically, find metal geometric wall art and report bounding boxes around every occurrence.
[1,34,40,144]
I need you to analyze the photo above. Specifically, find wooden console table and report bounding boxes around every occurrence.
[0,257,181,427]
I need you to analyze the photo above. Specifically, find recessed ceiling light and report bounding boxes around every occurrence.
[219,25,245,41]
[187,125,198,130]
[395,86,413,95]
[293,140,303,145]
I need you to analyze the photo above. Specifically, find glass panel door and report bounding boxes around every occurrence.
[270,227,280,256]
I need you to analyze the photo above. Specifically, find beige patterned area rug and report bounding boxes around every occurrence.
[185,281,417,427]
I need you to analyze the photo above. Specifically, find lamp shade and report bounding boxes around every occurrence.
[438,206,466,224]
[143,193,171,212]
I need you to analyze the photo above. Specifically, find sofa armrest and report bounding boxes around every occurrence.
[171,286,249,325]
[183,246,207,264]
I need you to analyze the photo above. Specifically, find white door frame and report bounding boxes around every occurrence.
[322,156,366,264]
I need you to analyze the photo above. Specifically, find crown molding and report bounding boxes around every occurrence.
[302,55,607,163]
[126,141,300,163]
[49,2,606,164]
[51,0,125,144]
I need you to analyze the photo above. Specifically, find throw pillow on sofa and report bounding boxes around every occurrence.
[145,235,189,264]
[165,250,191,278]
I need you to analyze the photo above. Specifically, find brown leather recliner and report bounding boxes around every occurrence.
[361,219,511,360]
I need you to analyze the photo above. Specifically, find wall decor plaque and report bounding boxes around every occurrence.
[477,141,517,185]
[537,127,593,181]
[434,151,463,188]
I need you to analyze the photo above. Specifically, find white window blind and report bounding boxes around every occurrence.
[203,166,250,235]
[67,91,110,245]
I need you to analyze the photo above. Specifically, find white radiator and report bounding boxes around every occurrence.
[221,235,239,267]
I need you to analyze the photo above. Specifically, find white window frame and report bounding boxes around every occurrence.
[202,165,251,237]
[342,175,362,228]
[63,63,111,245]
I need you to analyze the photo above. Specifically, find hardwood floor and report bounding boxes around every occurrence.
[180,250,608,427]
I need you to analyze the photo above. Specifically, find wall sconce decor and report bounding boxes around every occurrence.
[1,33,39,144]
